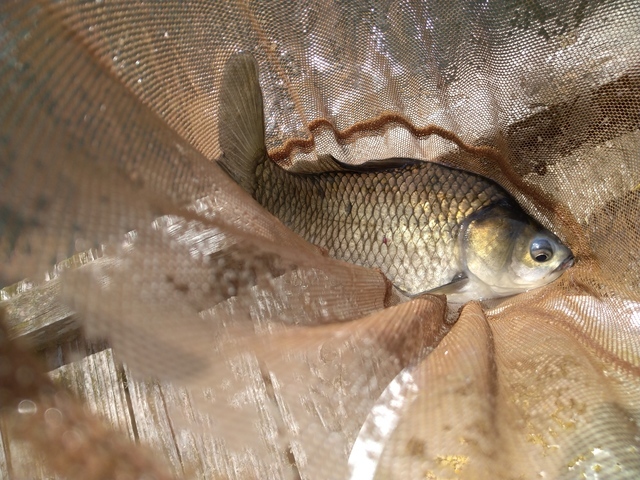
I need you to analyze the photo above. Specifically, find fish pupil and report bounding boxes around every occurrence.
[530,239,553,263]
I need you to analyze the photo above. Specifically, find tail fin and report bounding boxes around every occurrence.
[217,53,266,195]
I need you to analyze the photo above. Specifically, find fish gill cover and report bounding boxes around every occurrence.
[0,0,639,479]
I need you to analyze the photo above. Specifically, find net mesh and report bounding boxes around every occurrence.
[1,0,639,478]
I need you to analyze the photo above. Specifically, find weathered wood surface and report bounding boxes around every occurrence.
[2,278,76,350]
[0,351,300,479]
[0,278,296,480]
[1,251,108,349]
[122,369,185,477]
[1,349,133,479]
[0,425,10,480]
[0,277,146,479]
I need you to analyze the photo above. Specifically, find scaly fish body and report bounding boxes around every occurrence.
[254,157,505,295]
[218,54,574,302]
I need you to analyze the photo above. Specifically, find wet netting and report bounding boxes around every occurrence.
[1,1,639,478]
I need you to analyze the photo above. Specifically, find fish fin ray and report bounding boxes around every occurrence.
[217,53,266,195]
[424,273,469,295]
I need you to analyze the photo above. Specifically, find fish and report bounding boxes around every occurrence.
[217,53,574,303]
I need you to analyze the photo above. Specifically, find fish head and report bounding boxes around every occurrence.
[460,203,574,298]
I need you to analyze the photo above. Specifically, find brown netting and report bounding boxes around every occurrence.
[1,0,639,478]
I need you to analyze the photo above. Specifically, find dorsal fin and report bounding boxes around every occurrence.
[217,53,266,195]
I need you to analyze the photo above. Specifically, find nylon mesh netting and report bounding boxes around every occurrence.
[0,0,639,478]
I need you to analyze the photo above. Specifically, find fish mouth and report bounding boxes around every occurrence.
[554,254,575,272]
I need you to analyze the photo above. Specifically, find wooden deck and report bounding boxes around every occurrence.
[0,275,299,479]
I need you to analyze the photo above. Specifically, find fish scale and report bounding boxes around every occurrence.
[254,158,506,294]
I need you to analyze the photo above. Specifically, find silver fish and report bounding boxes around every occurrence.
[217,54,574,303]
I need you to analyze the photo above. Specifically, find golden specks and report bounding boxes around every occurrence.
[435,454,469,474]
[527,432,560,454]
[548,396,588,434]
[566,454,586,468]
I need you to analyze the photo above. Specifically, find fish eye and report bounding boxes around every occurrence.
[530,239,554,263]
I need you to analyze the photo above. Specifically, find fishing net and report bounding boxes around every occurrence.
[1,0,639,478]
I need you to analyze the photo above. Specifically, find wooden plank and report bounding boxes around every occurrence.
[0,424,12,480]
[49,349,135,439]
[0,431,57,480]
[130,356,297,480]
[1,250,106,348]
[3,349,134,479]
[1,278,76,349]
[122,366,184,477]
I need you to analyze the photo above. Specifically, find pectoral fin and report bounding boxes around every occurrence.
[217,53,267,195]
[425,273,469,295]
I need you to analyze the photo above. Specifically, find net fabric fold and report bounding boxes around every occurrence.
[0,0,639,478]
